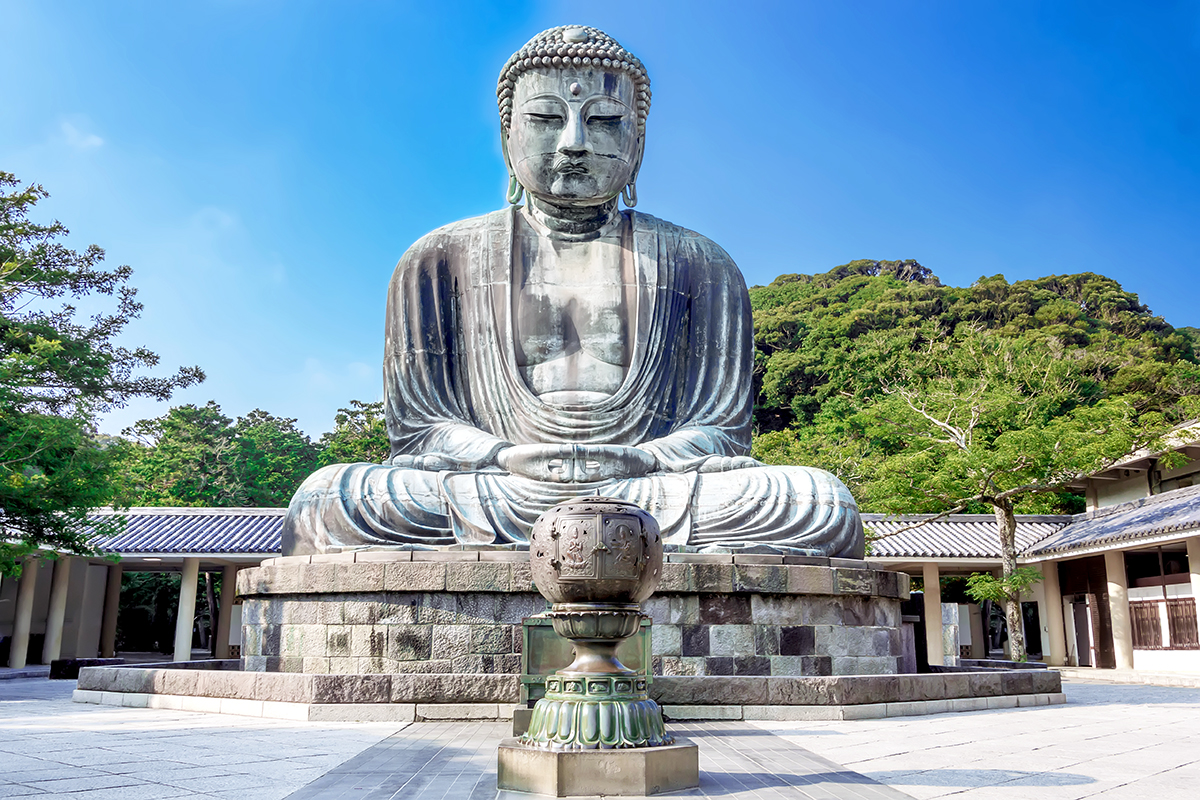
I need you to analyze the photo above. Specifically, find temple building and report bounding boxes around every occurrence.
[3,433,1198,678]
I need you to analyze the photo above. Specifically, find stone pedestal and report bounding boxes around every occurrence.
[497,737,699,797]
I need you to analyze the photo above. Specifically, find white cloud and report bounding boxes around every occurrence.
[61,121,103,150]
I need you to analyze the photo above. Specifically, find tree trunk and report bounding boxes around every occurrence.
[993,498,1027,662]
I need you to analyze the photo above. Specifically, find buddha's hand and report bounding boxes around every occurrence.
[389,453,474,471]
[696,455,760,473]
[497,444,658,483]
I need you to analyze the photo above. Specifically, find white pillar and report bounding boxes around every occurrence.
[173,558,200,662]
[41,557,73,664]
[100,563,122,658]
[923,563,943,667]
[1042,560,1067,666]
[1105,550,1134,670]
[215,564,238,659]
[9,557,40,669]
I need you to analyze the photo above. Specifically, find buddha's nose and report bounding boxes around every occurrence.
[557,110,591,156]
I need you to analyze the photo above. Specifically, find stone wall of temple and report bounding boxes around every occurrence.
[236,552,908,677]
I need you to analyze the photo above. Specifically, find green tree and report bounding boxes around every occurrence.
[0,172,202,575]
[115,402,317,507]
[318,400,389,466]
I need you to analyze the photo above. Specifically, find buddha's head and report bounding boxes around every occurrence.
[497,26,651,208]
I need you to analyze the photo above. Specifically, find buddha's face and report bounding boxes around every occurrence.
[508,68,640,206]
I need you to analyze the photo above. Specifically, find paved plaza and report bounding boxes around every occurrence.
[1,678,1198,799]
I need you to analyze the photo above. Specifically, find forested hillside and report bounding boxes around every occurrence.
[749,260,1200,514]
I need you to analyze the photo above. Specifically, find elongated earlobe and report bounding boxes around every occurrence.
[507,174,525,205]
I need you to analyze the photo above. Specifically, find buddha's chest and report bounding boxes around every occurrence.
[511,233,634,398]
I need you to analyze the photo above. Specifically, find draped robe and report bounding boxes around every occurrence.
[283,207,863,558]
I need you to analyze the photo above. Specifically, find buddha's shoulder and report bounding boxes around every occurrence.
[630,211,743,279]
[396,210,511,262]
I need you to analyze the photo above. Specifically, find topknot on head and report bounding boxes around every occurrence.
[496,25,652,135]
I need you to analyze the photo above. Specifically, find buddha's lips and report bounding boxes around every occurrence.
[554,159,589,175]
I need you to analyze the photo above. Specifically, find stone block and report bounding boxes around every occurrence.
[779,626,815,656]
[743,705,843,721]
[432,624,472,659]
[384,562,446,592]
[652,624,682,656]
[662,705,742,720]
[667,553,732,563]
[940,672,972,699]
[262,624,282,656]
[833,656,894,675]
[749,595,802,626]
[705,656,735,675]
[834,568,876,595]
[388,624,433,661]
[478,550,529,563]
[657,562,693,592]
[298,563,339,593]
[394,658,454,674]
[497,738,700,797]
[193,670,250,700]
[766,676,844,705]
[391,673,520,703]
[898,572,911,598]
[309,704,416,722]
[692,564,734,593]
[699,595,751,624]
[254,672,313,703]
[1031,670,1062,694]
[326,626,352,658]
[814,626,850,657]
[481,654,522,674]
[312,674,390,704]
[708,624,754,657]
[315,599,346,625]
[733,565,788,594]
[783,555,831,566]
[966,672,1003,697]
[511,562,535,591]
[681,624,710,656]
[949,696,990,712]
[280,657,305,673]
[154,668,199,697]
[446,562,512,593]
[1001,670,1035,695]
[302,658,331,674]
[986,695,1019,709]
[734,656,771,675]
[875,570,900,597]
[898,674,947,701]
[838,597,872,626]
[497,593,546,623]
[767,656,804,676]
[338,563,384,594]
[658,656,705,676]
[352,550,412,562]
[243,656,267,672]
[754,625,780,656]
[350,626,388,659]
[801,597,843,625]
[327,657,356,673]
[732,554,784,565]
[788,565,834,595]
[801,656,832,676]
[652,676,768,705]
[874,601,900,628]
[838,675,901,705]
[470,624,513,654]
[111,668,156,695]
[416,592,460,624]
[413,550,478,562]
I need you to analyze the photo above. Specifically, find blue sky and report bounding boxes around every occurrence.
[5,1,1199,438]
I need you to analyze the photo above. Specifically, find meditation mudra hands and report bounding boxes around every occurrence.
[497,443,657,482]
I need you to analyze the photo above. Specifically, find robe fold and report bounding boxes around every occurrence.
[283,207,863,558]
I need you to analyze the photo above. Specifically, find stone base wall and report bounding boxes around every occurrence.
[236,552,909,678]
